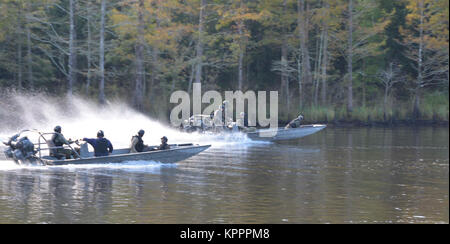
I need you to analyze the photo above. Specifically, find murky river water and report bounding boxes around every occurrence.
[0,126,448,224]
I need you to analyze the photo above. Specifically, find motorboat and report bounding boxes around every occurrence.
[2,130,211,166]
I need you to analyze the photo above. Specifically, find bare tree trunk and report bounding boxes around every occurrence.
[194,0,206,85]
[17,6,23,90]
[362,80,366,107]
[85,0,92,96]
[383,62,391,121]
[68,0,77,98]
[148,46,158,99]
[321,18,328,106]
[413,0,424,119]
[238,48,244,90]
[296,0,302,109]
[298,0,312,93]
[314,30,324,107]
[187,63,195,93]
[237,0,245,91]
[286,67,290,116]
[26,27,33,90]
[384,85,389,121]
[238,21,244,91]
[99,0,106,104]
[26,2,33,90]
[347,0,353,114]
[281,0,289,117]
[148,1,161,103]
[297,52,302,109]
[133,0,145,111]
[362,59,366,108]
[413,88,421,119]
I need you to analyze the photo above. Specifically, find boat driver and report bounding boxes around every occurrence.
[51,126,78,159]
[159,136,170,150]
[285,114,304,129]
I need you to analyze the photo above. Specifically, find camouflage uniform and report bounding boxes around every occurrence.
[285,115,304,129]
[51,132,76,159]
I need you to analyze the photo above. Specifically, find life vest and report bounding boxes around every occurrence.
[94,138,109,157]
[132,135,145,152]
[288,119,300,128]
[52,133,64,147]
[159,143,170,150]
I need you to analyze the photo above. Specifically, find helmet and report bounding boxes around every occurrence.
[298,115,304,120]
[54,126,62,133]
[19,136,29,141]
[240,112,245,118]
[221,100,229,109]
[138,129,145,137]
[161,136,168,142]
[97,130,104,138]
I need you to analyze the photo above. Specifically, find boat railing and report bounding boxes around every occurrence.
[17,130,83,159]
[12,130,201,161]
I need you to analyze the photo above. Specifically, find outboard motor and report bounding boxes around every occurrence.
[3,134,20,160]
[10,136,36,164]
[3,147,14,159]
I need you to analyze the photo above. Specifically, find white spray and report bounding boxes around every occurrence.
[0,92,256,152]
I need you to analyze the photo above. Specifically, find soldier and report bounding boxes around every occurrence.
[159,136,171,150]
[237,112,249,128]
[83,130,113,157]
[51,126,78,159]
[130,129,148,153]
[285,115,304,129]
[213,100,229,130]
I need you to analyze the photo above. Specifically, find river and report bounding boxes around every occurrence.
[0,126,448,224]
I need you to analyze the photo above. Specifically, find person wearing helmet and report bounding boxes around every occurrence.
[158,136,170,150]
[285,114,304,129]
[237,112,249,128]
[130,129,148,153]
[82,130,113,157]
[213,100,229,130]
[50,126,77,159]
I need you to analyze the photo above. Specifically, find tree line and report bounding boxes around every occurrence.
[0,0,448,123]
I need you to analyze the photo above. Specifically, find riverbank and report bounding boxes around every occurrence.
[297,120,449,127]
[284,97,449,127]
[282,117,449,128]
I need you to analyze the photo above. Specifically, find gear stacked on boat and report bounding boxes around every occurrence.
[178,113,326,142]
[180,113,306,133]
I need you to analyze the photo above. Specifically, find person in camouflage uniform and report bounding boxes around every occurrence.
[285,115,304,129]
[50,126,78,159]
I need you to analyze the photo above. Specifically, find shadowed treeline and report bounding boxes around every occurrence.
[0,0,448,124]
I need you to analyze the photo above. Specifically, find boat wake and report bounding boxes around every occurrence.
[0,92,265,147]
[0,158,175,173]
[51,160,177,173]
[0,92,269,170]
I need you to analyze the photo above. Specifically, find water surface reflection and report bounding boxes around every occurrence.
[0,127,448,223]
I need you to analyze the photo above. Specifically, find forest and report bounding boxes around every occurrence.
[0,0,448,124]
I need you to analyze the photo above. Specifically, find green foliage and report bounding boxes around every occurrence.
[0,0,448,124]
[422,92,449,121]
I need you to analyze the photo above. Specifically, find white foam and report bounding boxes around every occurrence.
[0,94,266,147]
[0,159,176,172]
[0,92,266,170]
[0,160,25,171]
